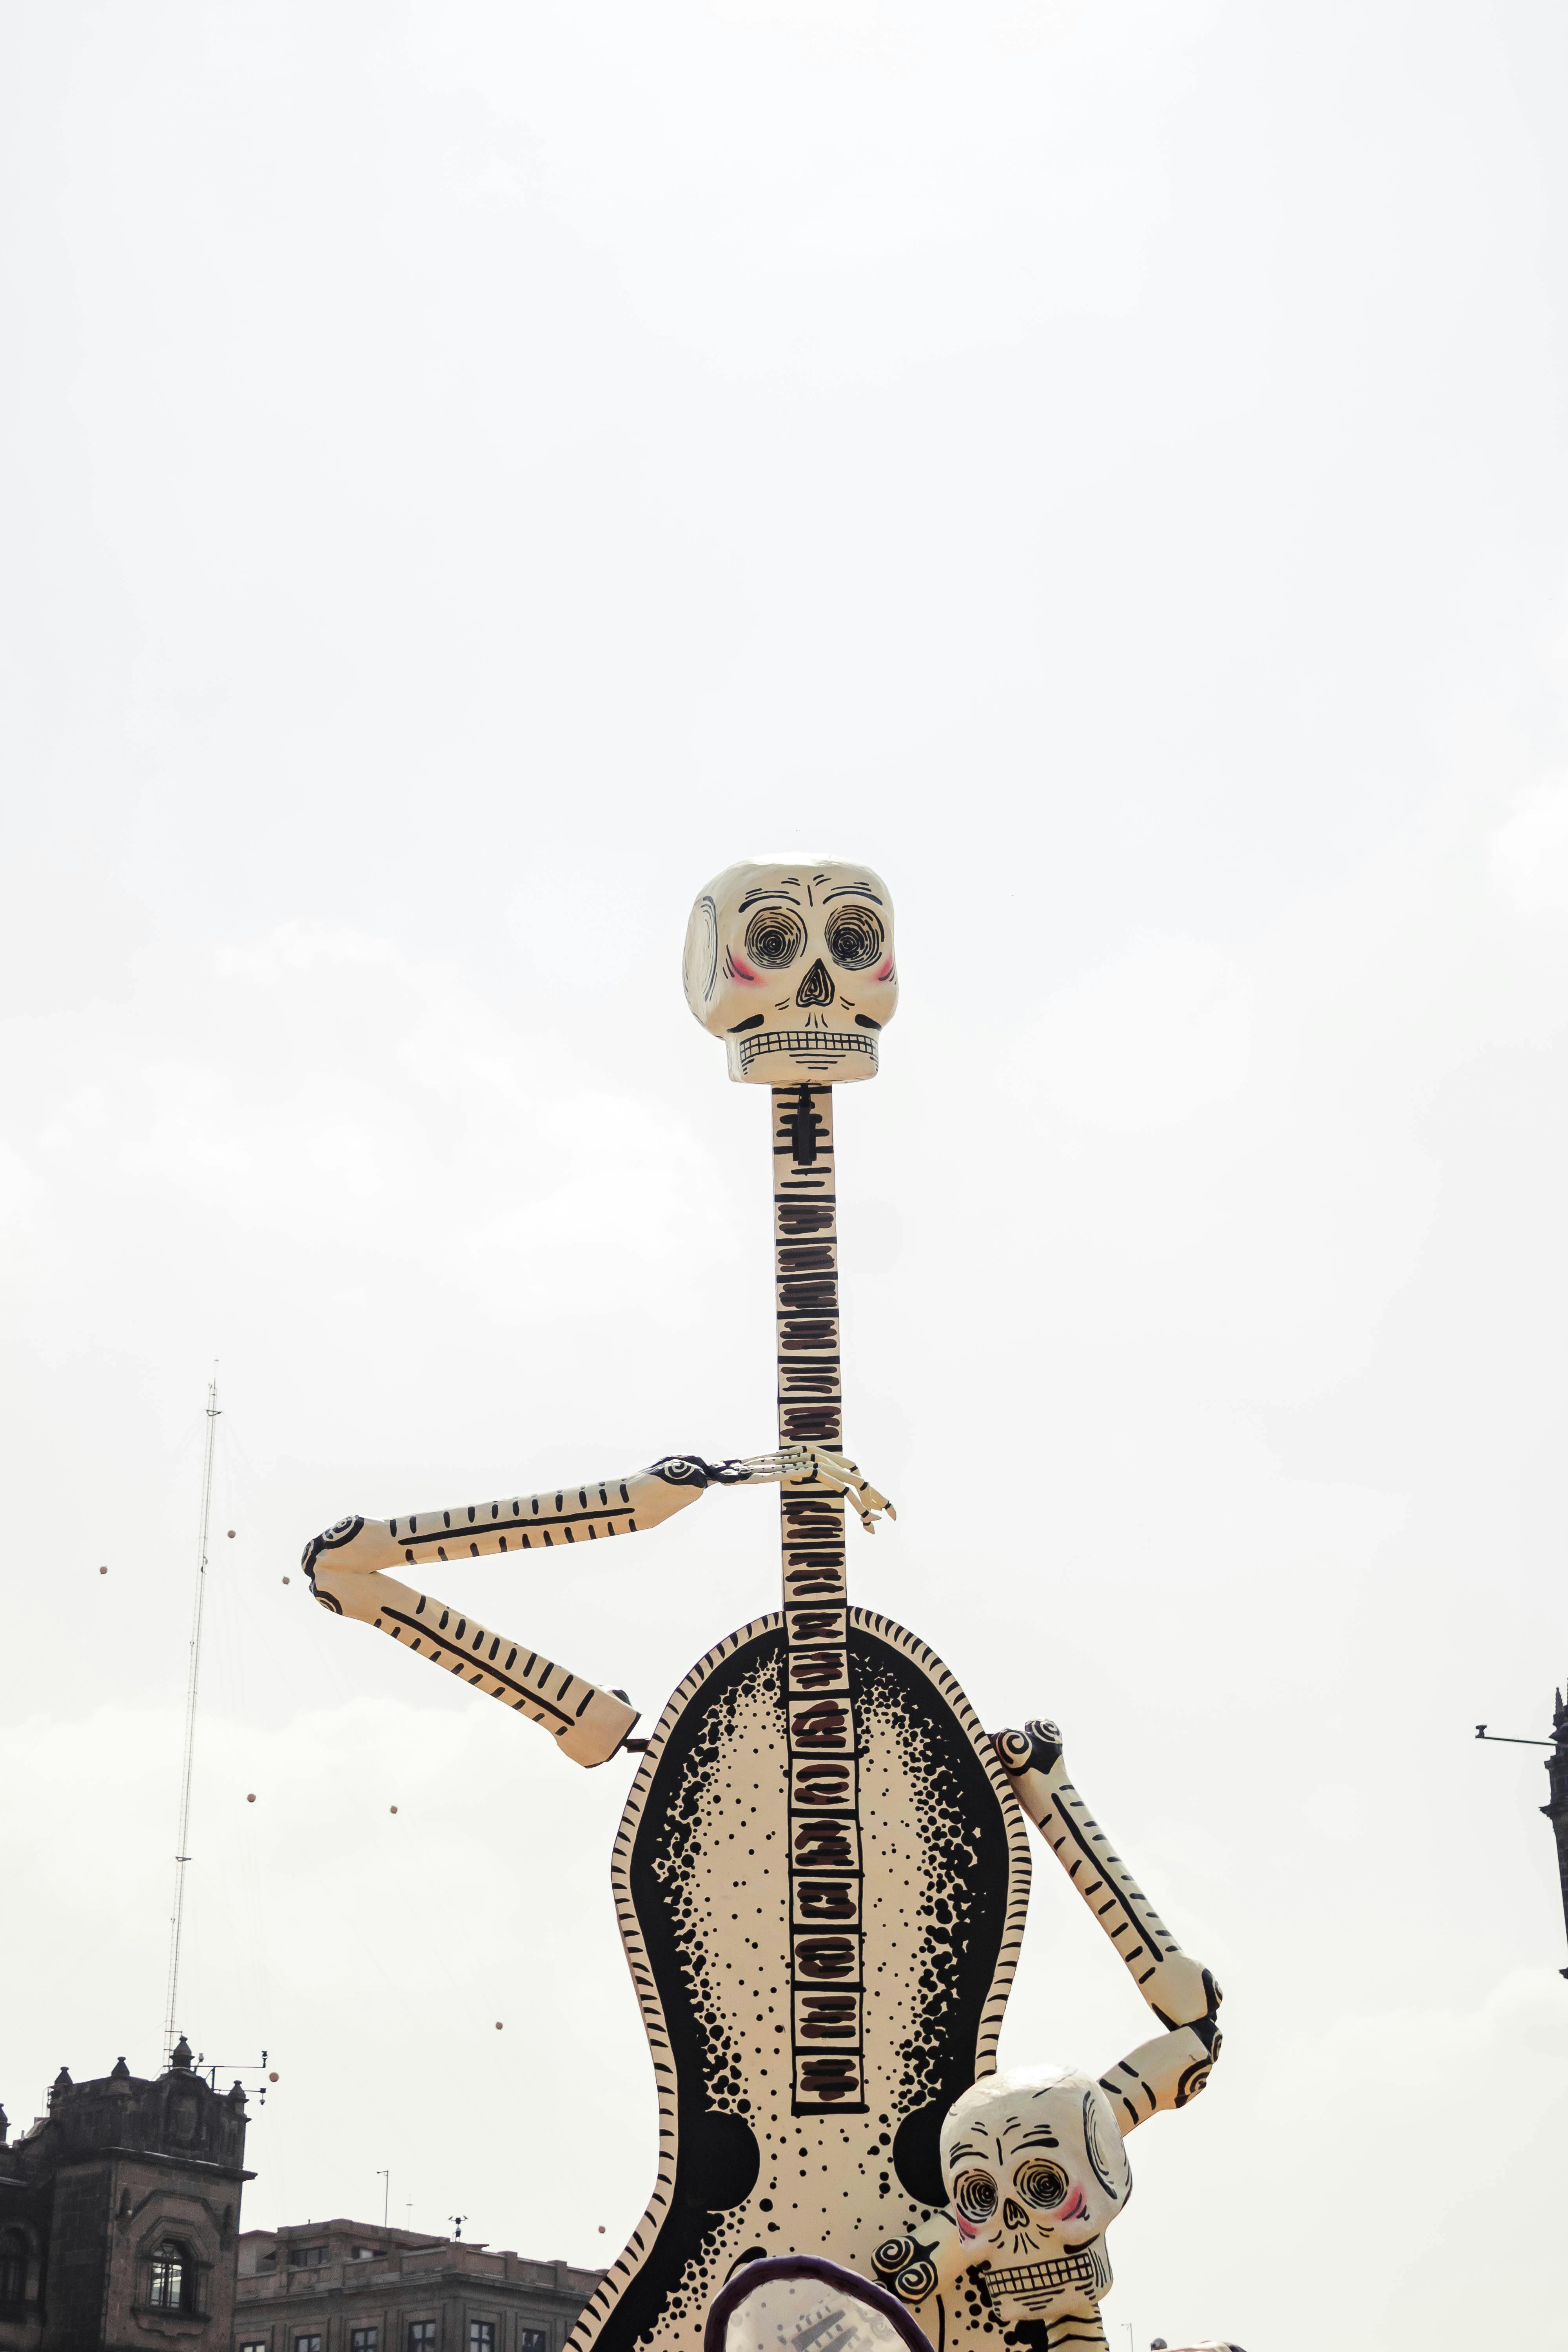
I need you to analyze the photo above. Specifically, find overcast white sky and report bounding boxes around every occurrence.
[4,3,1568,2345]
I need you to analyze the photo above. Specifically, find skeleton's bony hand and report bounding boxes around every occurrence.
[779,1443,897,1533]
[690,1443,896,1526]
[668,1451,894,1531]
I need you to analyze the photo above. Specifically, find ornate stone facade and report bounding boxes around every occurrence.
[0,2040,600,2352]
[0,2038,251,2352]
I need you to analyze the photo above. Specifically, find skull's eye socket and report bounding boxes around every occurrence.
[1014,2160,1069,2210]
[824,905,885,971]
[953,2171,998,2224]
[744,907,808,969]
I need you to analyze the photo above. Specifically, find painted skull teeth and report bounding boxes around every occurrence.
[978,2250,1103,2310]
[738,1028,878,1073]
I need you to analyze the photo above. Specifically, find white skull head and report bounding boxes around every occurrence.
[683,860,898,1084]
[941,2065,1132,2321]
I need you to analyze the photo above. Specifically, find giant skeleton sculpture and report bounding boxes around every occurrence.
[303,864,1224,2352]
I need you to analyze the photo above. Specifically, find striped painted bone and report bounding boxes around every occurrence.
[995,1716,1223,2128]
[309,1560,640,1768]
[300,1449,879,1770]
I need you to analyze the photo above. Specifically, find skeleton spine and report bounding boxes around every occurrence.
[773,1083,866,2115]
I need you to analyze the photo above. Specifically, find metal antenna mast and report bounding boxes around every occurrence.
[163,1371,221,2059]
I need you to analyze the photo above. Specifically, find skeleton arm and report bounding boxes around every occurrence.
[310,1559,641,1765]
[301,1443,895,1584]
[302,1453,776,1773]
[301,1452,784,1583]
[994,1718,1223,2132]
[301,1446,894,1771]
[874,1725,1221,2319]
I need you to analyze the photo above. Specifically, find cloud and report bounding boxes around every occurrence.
[1491,779,1568,912]
[214,922,402,982]
[1028,933,1254,1130]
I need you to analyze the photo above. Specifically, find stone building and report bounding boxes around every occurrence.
[0,2036,252,2351]
[234,2224,600,2352]
[0,2039,600,2352]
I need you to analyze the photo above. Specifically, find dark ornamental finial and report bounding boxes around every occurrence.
[1543,1675,1568,1980]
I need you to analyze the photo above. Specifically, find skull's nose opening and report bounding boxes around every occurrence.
[1002,2200,1029,2229]
[795,958,835,1007]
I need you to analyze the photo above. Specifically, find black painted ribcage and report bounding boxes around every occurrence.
[773,1083,865,2115]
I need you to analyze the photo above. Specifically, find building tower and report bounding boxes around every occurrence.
[0,2035,250,2351]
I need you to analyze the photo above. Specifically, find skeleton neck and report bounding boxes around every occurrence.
[772,1083,863,2114]
[774,1082,846,1601]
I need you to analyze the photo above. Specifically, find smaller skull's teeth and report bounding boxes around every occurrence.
[979,2250,1100,2306]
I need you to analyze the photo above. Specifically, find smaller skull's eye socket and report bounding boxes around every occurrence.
[824,904,885,971]
[744,907,808,969]
[953,2170,998,2224]
[1014,2160,1069,2210]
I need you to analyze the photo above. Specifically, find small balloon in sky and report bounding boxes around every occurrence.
[390,1805,398,1814]
[227,1528,236,1539]
[281,1575,290,1585]
[494,2021,503,2031]
[247,1793,256,1804]
[99,1565,108,1575]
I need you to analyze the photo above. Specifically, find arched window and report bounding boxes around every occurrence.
[147,2241,191,2312]
[0,2229,27,2303]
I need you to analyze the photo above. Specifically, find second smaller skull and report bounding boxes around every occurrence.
[941,2064,1132,2323]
